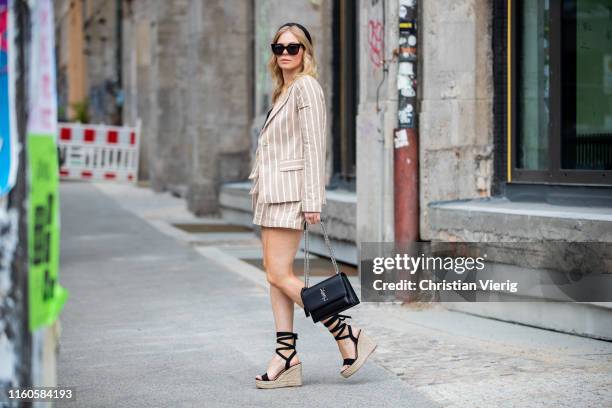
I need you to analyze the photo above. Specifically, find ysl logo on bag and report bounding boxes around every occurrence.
[320,287,328,302]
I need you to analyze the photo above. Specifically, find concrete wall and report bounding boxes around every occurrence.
[121,0,149,180]
[152,0,191,193]
[419,0,494,240]
[356,0,398,244]
[184,0,253,214]
[120,0,137,127]
[121,0,192,191]
[83,0,122,125]
[119,0,254,207]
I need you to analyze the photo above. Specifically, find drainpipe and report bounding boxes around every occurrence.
[394,0,419,244]
[375,0,387,243]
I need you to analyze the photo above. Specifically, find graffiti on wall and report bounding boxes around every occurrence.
[368,18,384,69]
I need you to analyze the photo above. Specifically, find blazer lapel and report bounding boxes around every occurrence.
[261,83,295,133]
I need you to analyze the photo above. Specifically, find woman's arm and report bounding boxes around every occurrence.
[295,75,326,213]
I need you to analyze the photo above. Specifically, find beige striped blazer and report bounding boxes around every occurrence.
[248,74,327,212]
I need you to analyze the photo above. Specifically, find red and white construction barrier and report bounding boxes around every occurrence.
[57,121,141,183]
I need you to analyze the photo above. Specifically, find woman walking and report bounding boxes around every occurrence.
[248,22,377,389]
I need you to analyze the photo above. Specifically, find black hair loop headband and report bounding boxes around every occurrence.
[278,22,312,45]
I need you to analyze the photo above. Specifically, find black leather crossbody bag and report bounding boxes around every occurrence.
[300,219,360,323]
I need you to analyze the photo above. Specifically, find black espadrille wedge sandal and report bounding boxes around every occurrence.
[255,332,302,389]
[324,314,377,378]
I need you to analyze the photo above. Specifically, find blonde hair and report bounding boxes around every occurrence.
[267,25,318,104]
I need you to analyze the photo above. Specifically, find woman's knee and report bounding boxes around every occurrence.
[262,228,300,289]
[266,271,285,289]
[265,263,291,289]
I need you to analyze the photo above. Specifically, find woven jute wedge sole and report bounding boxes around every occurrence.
[255,362,303,389]
[340,331,377,378]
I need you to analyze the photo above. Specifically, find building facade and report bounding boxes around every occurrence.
[56,0,612,339]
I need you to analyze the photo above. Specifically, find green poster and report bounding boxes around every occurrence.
[27,134,68,331]
[26,0,68,331]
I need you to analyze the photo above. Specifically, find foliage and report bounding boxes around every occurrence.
[70,100,90,124]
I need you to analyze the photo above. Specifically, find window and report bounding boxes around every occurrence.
[331,0,358,191]
[511,0,612,185]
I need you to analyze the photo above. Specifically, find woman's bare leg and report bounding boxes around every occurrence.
[256,225,303,380]
[255,225,361,377]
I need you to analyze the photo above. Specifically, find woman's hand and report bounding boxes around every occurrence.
[303,212,321,224]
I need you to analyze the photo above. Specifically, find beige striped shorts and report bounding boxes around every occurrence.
[250,189,305,230]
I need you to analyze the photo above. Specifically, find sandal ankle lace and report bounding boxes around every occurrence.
[259,332,298,381]
[323,314,358,366]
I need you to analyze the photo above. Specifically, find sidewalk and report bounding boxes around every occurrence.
[57,181,612,408]
[56,181,436,408]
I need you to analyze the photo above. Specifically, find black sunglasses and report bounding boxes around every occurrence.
[270,42,304,56]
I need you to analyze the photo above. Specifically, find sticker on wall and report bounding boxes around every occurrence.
[397,1,417,129]
[0,0,18,196]
[398,62,416,97]
[394,128,410,149]
[398,102,414,128]
[27,0,68,331]
[399,0,416,20]
[398,61,414,76]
